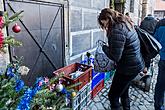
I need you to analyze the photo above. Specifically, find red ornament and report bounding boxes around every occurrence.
[0,17,4,29]
[12,23,21,33]
[0,30,4,48]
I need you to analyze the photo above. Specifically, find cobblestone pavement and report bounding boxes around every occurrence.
[87,58,162,110]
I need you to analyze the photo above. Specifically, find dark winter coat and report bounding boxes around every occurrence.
[154,18,165,60]
[140,16,157,35]
[102,23,145,75]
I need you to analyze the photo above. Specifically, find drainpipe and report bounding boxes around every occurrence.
[63,0,70,65]
[142,0,148,20]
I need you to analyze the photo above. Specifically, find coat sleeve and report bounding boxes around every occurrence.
[102,29,126,63]
[154,28,159,41]
[153,20,161,41]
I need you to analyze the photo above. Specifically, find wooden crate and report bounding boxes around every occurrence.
[53,63,92,91]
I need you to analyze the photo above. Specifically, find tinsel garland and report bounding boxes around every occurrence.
[17,77,72,110]
[17,77,45,110]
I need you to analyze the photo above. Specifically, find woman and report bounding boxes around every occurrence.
[98,8,144,110]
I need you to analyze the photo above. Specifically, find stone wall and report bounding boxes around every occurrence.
[0,0,3,10]
[69,0,109,64]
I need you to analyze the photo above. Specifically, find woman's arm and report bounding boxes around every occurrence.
[102,29,126,63]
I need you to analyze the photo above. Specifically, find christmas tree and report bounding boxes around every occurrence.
[0,56,29,109]
[0,10,23,53]
[30,73,80,110]
[0,10,28,109]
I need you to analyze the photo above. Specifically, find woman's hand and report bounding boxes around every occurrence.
[143,67,148,74]
[97,40,106,47]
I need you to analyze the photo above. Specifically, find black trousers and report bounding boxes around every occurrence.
[145,59,151,69]
[154,60,165,110]
[108,70,137,110]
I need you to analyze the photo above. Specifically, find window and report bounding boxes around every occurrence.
[130,0,134,13]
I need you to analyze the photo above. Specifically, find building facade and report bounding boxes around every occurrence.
[0,0,156,65]
[124,0,155,25]
[154,0,165,19]
[69,0,155,63]
[0,0,153,66]
[147,0,155,15]
[124,0,142,25]
[0,0,109,84]
[68,0,109,64]
[0,0,155,83]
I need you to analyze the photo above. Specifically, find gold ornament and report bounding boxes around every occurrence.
[71,92,77,98]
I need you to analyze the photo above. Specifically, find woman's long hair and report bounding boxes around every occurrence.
[98,8,133,33]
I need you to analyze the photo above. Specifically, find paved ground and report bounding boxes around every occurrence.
[87,58,161,110]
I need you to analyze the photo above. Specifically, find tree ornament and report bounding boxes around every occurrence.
[18,66,30,75]
[0,30,4,48]
[71,91,77,98]
[0,18,4,29]
[56,84,63,92]
[12,23,21,33]
[0,11,3,29]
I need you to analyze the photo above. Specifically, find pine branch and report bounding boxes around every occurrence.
[4,36,22,47]
[66,82,82,90]
[59,103,68,109]
[60,108,72,110]
[9,10,24,20]
[56,98,65,109]
[3,10,24,28]
[54,95,65,106]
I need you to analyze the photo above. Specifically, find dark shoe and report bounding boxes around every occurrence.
[111,107,122,110]
[121,99,130,110]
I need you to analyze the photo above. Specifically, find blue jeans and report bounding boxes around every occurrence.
[154,60,165,110]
